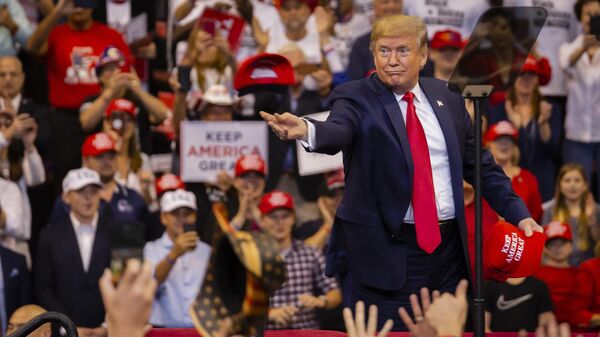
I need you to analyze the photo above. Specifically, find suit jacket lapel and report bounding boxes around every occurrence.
[419,80,463,193]
[63,219,86,274]
[370,76,414,181]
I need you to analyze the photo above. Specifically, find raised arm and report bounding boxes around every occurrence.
[26,0,73,55]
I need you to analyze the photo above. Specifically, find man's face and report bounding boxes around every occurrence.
[104,112,135,139]
[83,152,116,183]
[65,185,102,220]
[0,58,25,98]
[430,47,461,74]
[201,104,234,121]
[7,310,50,337]
[373,0,402,19]
[69,8,93,25]
[373,35,427,94]
[235,172,266,198]
[544,239,573,263]
[488,136,516,163]
[279,0,311,33]
[98,63,121,87]
[581,1,600,34]
[262,209,295,242]
[161,207,197,238]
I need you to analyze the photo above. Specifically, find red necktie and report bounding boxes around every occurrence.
[402,92,441,254]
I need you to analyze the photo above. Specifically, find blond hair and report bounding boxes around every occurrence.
[370,15,428,52]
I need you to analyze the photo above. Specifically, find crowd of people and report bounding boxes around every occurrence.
[0,0,599,335]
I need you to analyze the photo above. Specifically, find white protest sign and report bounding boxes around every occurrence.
[297,111,343,176]
[125,13,147,44]
[180,121,268,182]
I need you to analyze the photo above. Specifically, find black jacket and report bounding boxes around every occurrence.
[1,246,32,319]
[34,214,111,327]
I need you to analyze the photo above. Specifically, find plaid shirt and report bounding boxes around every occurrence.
[267,240,339,330]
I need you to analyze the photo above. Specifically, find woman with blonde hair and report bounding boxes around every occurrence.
[542,163,600,266]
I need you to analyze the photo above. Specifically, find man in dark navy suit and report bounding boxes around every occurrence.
[260,14,543,330]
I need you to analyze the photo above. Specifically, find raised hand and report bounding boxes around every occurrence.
[398,288,440,337]
[425,279,469,337]
[343,301,393,337]
[259,111,308,141]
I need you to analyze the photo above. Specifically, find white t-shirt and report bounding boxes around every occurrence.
[106,0,132,33]
[503,0,579,96]
[334,12,372,69]
[266,16,322,64]
[403,0,490,39]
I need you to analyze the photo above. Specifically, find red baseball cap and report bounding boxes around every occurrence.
[483,220,546,282]
[105,99,137,119]
[484,121,519,144]
[235,154,266,177]
[430,30,465,50]
[259,191,294,215]
[520,54,551,86]
[544,221,573,242]
[234,53,296,96]
[81,132,116,157]
[155,173,186,197]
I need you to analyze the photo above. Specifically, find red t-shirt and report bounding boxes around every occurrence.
[576,258,600,329]
[465,198,498,283]
[535,266,594,328]
[45,22,132,109]
[512,169,543,224]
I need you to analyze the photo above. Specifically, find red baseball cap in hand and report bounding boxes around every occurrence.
[259,191,294,215]
[483,221,546,282]
[234,53,295,95]
[81,132,116,157]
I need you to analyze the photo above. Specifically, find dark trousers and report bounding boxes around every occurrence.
[341,221,468,331]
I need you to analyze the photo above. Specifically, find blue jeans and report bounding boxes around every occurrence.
[562,140,600,196]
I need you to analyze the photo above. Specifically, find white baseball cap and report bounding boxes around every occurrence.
[199,84,234,111]
[160,189,197,213]
[62,168,103,193]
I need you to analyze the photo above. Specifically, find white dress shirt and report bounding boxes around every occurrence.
[559,35,600,143]
[304,83,455,222]
[70,212,99,272]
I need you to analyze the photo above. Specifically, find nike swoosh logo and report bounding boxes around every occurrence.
[496,294,533,311]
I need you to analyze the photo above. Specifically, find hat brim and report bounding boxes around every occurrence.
[65,181,103,194]
[236,170,266,178]
[160,203,197,213]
